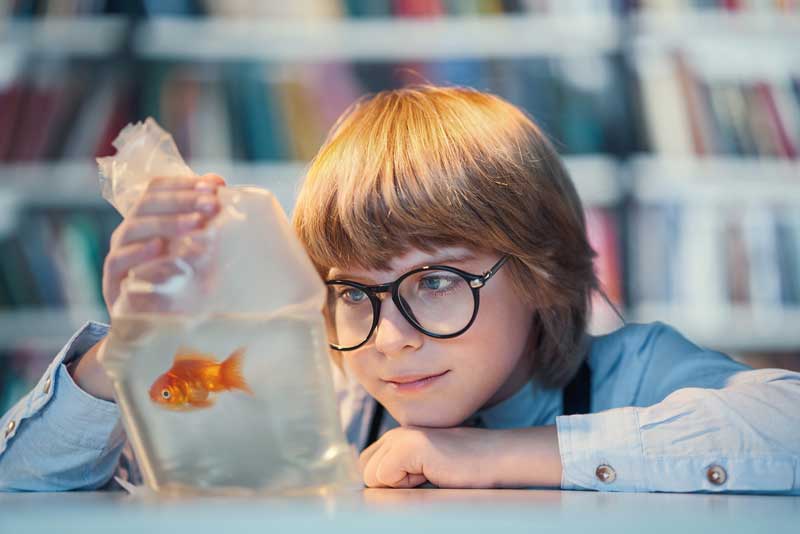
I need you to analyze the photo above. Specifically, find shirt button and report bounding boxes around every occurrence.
[595,464,616,484]
[4,420,15,438]
[43,376,52,395]
[707,465,727,486]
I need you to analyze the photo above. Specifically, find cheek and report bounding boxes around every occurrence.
[472,292,531,356]
[455,293,533,382]
[342,352,375,388]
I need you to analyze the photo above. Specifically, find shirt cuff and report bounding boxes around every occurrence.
[557,403,799,493]
[62,320,111,367]
[40,362,121,450]
[556,407,647,491]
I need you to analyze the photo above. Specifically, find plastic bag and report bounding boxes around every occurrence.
[96,118,360,496]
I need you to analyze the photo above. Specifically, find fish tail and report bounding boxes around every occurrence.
[220,347,253,395]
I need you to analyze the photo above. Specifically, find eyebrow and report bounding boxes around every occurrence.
[328,252,478,282]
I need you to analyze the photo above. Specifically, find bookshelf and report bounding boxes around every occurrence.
[2,15,126,56]
[624,4,800,362]
[1,1,799,411]
[629,157,800,204]
[631,303,800,352]
[628,156,800,352]
[631,9,800,45]
[134,13,620,61]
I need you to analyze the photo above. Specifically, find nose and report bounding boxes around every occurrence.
[372,293,424,357]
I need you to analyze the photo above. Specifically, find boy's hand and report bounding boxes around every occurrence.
[358,425,562,489]
[71,173,226,401]
[102,173,225,313]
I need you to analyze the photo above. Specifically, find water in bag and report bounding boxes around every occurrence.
[96,118,360,495]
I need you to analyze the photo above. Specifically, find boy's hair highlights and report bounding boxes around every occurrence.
[291,84,600,388]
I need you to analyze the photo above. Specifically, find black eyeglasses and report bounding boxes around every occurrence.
[324,255,511,351]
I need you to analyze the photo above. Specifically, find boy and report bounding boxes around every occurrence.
[2,85,799,492]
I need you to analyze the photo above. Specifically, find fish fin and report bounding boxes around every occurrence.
[189,398,215,409]
[220,347,253,395]
[174,347,216,363]
[153,401,196,412]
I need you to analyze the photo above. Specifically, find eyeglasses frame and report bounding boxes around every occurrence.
[324,254,511,351]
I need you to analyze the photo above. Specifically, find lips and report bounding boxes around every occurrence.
[383,370,449,384]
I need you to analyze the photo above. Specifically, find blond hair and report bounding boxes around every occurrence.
[291,84,600,388]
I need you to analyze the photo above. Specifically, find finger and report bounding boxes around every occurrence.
[104,238,165,280]
[133,230,215,284]
[198,173,227,187]
[124,291,172,314]
[121,243,215,313]
[362,444,393,488]
[146,174,225,193]
[170,230,216,273]
[403,474,429,488]
[358,436,385,475]
[114,212,207,248]
[133,191,219,217]
[128,257,191,287]
[120,266,178,313]
[103,238,166,310]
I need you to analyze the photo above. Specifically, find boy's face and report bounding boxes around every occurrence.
[327,246,536,428]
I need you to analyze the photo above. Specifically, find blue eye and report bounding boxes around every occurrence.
[340,288,368,304]
[420,275,455,292]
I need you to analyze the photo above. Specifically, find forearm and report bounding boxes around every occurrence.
[555,368,800,493]
[69,337,115,402]
[489,425,562,488]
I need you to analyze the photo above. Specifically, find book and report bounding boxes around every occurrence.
[636,49,800,158]
[585,207,624,326]
[635,52,695,154]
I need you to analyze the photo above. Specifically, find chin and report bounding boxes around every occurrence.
[386,402,473,428]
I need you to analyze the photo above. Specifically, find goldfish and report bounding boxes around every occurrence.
[149,346,253,410]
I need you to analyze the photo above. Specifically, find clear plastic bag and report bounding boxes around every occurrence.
[96,118,360,496]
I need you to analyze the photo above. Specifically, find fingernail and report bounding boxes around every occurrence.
[194,181,216,193]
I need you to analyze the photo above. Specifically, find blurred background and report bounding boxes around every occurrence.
[1,0,799,412]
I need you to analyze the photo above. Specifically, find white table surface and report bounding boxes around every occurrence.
[1,488,798,534]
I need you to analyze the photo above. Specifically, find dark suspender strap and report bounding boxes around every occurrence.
[366,402,384,448]
[562,360,591,416]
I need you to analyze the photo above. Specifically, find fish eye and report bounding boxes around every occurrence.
[161,389,171,399]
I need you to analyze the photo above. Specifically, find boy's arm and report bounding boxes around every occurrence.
[555,324,800,494]
[0,321,128,491]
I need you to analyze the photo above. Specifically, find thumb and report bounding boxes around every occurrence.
[395,473,428,488]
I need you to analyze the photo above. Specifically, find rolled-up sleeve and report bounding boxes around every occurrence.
[557,367,800,494]
[0,321,126,491]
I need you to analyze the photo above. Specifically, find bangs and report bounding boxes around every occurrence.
[291,83,597,387]
[292,85,534,276]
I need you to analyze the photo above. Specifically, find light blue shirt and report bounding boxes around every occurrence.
[1,320,799,493]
